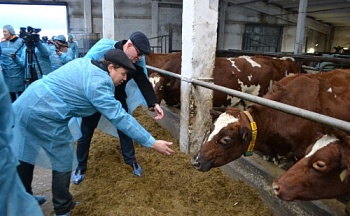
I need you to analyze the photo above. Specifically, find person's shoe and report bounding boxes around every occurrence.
[54,212,71,216]
[72,169,85,185]
[34,195,46,205]
[131,163,143,177]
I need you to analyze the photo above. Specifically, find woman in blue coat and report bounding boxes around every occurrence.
[0,25,25,102]
[13,49,174,216]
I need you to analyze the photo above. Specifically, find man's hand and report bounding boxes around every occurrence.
[151,140,175,155]
[153,104,164,120]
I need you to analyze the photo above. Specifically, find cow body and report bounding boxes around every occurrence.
[272,132,350,201]
[191,69,350,171]
[146,53,300,108]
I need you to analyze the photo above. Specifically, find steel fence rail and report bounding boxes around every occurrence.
[146,65,350,133]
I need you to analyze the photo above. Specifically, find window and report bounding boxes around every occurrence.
[0,3,68,39]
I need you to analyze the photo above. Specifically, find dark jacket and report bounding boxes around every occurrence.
[114,40,157,110]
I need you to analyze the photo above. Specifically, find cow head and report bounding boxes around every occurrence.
[190,107,253,171]
[272,133,350,201]
[148,72,165,104]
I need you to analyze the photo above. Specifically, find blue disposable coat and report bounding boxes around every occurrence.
[49,46,74,70]
[12,58,155,172]
[68,41,79,59]
[84,38,147,113]
[0,72,43,216]
[0,38,25,92]
[21,42,53,78]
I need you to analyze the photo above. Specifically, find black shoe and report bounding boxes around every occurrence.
[35,195,46,205]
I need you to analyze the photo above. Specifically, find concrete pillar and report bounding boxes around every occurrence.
[294,0,308,54]
[180,0,219,154]
[83,0,92,33]
[102,0,114,39]
[217,0,227,50]
[151,0,160,51]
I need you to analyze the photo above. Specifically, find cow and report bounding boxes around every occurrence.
[190,69,350,172]
[272,132,350,201]
[146,53,300,108]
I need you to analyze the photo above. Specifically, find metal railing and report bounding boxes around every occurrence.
[146,65,350,133]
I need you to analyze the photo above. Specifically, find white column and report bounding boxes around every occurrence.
[83,0,92,33]
[102,0,114,39]
[294,0,308,54]
[180,0,219,154]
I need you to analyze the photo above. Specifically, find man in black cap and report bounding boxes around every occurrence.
[73,32,164,185]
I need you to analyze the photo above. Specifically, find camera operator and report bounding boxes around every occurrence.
[49,35,74,70]
[0,25,26,102]
[21,35,53,78]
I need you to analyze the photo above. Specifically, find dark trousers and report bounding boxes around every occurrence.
[17,161,74,215]
[10,91,23,102]
[76,102,136,173]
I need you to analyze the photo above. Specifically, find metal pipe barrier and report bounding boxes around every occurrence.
[146,65,350,133]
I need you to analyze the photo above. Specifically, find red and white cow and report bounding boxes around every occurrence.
[190,69,350,171]
[272,132,350,201]
[146,53,300,108]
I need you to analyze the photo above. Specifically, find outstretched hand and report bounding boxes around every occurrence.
[153,104,164,120]
[152,140,175,155]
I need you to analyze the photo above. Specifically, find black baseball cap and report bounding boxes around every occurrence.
[130,31,151,55]
[104,49,136,71]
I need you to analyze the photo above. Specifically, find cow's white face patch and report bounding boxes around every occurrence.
[149,75,161,88]
[239,56,261,68]
[207,112,239,142]
[305,134,339,157]
[327,87,333,93]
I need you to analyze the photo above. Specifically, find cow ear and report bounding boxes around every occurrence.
[240,126,252,144]
[210,109,222,122]
[340,147,350,183]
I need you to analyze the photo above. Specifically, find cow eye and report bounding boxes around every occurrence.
[312,161,326,171]
[219,136,231,145]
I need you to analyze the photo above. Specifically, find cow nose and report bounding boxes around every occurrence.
[190,156,201,169]
[272,182,280,196]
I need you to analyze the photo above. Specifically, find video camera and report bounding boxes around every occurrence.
[19,26,41,48]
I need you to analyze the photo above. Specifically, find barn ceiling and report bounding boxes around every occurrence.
[227,0,350,27]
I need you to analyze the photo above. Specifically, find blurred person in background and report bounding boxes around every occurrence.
[67,34,79,59]
[49,35,74,70]
[0,24,25,102]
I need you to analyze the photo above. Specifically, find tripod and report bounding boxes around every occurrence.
[24,44,43,88]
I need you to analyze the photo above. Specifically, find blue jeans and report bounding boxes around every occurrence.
[76,104,136,173]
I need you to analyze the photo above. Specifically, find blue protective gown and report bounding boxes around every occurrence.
[0,72,43,216]
[68,41,79,59]
[11,58,155,172]
[49,45,74,71]
[0,37,25,92]
[21,41,53,78]
[84,38,147,113]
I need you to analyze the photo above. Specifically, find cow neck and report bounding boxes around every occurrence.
[243,110,257,157]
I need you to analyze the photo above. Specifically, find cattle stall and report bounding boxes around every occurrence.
[146,64,350,215]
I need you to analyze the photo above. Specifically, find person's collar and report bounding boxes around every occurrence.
[114,40,127,50]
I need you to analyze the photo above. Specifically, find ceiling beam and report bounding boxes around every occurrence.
[228,0,331,34]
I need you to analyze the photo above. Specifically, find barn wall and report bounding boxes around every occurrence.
[5,0,346,53]
[332,26,350,51]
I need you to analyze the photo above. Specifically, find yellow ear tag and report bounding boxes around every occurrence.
[340,169,347,182]
[166,82,172,87]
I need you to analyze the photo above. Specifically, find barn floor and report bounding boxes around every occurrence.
[33,105,272,216]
